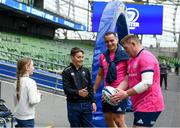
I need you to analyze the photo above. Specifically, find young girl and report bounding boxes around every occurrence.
[14,58,41,127]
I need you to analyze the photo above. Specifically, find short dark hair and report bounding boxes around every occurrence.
[70,47,84,57]
[104,32,117,39]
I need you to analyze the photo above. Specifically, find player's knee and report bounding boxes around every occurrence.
[114,120,126,127]
[114,116,126,127]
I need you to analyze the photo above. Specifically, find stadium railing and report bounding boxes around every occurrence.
[0,53,66,95]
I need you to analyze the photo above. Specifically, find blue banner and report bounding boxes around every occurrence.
[0,0,87,31]
[92,2,163,34]
[92,0,129,127]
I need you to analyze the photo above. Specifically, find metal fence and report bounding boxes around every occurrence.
[0,60,64,97]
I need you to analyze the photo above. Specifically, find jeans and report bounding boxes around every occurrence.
[67,102,93,127]
[160,74,167,89]
[15,118,34,128]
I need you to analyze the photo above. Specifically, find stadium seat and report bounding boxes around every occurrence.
[0,32,94,72]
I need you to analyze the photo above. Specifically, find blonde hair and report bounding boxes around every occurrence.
[121,34,140,46]
[16,58,32,101]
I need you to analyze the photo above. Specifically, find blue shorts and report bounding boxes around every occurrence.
[102,98,127,114]
[133,111,161,127]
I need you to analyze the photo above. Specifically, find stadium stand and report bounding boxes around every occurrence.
[0,0,115,127]
[0,31,94,72]
[158,55,180,69]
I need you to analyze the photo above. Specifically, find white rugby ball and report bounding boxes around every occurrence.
[102,86,119,106]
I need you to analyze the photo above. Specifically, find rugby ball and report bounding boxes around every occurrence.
[102,86,119,106]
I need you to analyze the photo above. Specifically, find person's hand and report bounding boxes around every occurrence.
[78,88,89,97]
[111,89,128,103]
[92,102,97,112]
[38,90,42,99]
[40,93,42,99]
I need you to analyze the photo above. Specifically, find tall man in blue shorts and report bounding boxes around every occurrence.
[94,32,129,127]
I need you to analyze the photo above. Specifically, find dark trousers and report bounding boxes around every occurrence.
[15,118,34,128]
[67,102,93,127]
[160,74,167,89]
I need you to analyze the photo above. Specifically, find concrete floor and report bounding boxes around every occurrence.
[1,73,180,127]
[0,80,69,127]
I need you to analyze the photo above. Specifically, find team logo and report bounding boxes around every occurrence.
[71,72,74,76]
[117,107,122,112]
[82,71,86,76]
[127,8,140,30]
[137,119,144,124]
[150,121,156,125]
[133,62,138,68]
